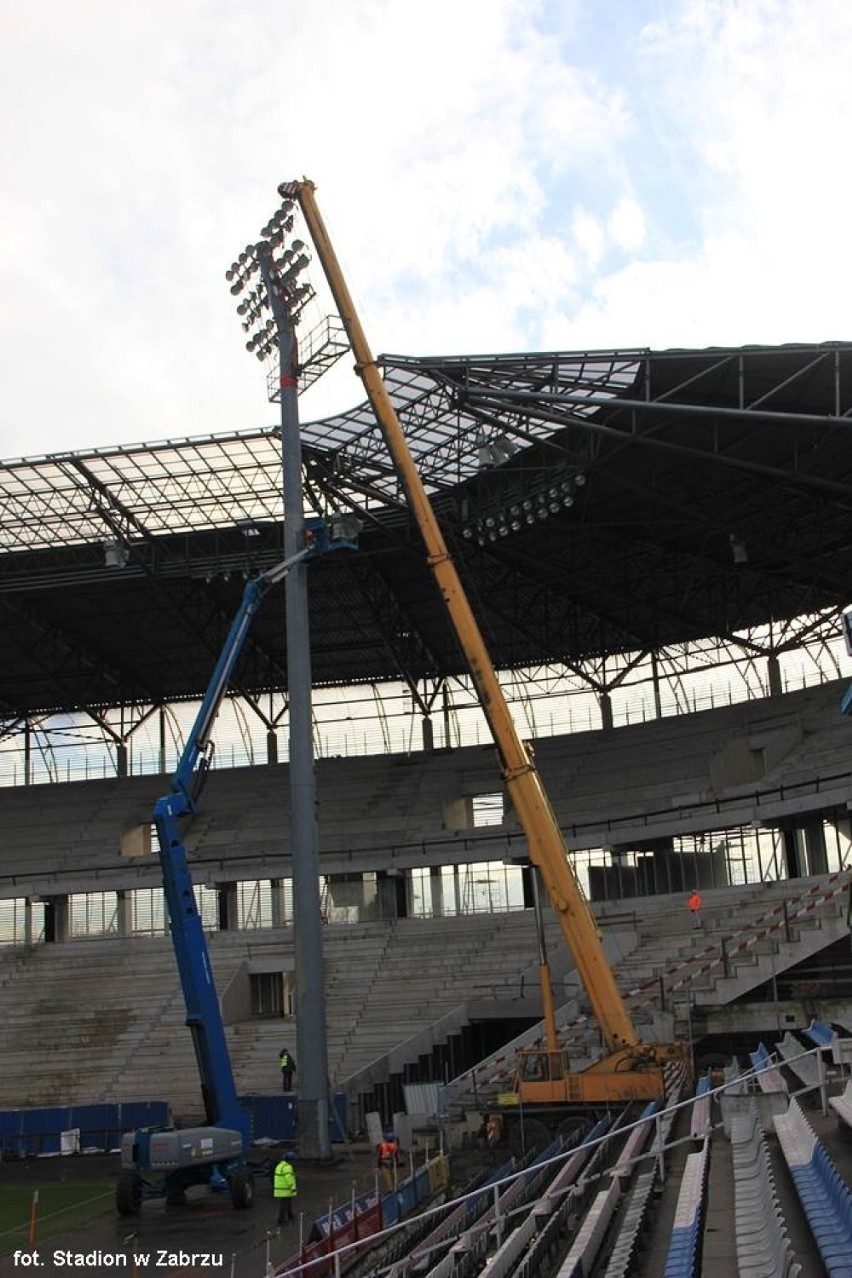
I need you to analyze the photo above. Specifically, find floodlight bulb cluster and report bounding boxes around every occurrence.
[462,474,586,545]
[226,198,315,363]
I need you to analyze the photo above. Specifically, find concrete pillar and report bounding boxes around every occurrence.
[782,826,802,879]
[216,882,239,931]
[24,897,34,944]
[452,865,462,915]
[266,729,279,765]
[270,877,287,928]
[429,866,443,918]
[599,690,614,730]
[43,894,70,943]
[521,863,535,909]
[116,889,132,936]
[767,653,783,697]
[116,741,129,778]
[377,870,408,920]
[422,715,434,751]
[802,819,828,876]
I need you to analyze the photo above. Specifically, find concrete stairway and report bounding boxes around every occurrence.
[446,872,852,1110]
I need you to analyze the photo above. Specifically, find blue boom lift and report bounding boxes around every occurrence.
[116,517,356,1216]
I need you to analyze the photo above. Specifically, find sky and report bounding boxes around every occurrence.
[2,0,852,461]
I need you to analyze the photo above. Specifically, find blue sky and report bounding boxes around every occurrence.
[1,0,851,459]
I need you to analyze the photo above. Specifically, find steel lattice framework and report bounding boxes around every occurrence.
[2,341,852,727]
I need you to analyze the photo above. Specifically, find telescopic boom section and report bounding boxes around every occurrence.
[157,550,309,1134]
[289,179,639,1057]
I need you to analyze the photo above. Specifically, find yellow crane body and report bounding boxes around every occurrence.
[287,178,689,1106]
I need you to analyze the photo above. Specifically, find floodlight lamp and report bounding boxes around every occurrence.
[562,494,574,508]
[509,504,520,517]
[510,518,521,531]
[537,508,548,521]
[574,473,587,487]
[522,498,533,511]
[230,281,243,296]
[525,512,535,525]
[462,526,473,539]
[237,300,248,315]
[549,501,560,514]
[225,268,235,282]
[292,239,305,252]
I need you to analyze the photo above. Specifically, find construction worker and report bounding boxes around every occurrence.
[377,1131,399,1191]
[273,1150,297,1225]
[688,889,703,929]
[279,1046,296,1092]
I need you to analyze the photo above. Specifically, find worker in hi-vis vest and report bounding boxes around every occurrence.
[688,890,703,929]
[273,1151,297,1225]
[279,1046,296,1091]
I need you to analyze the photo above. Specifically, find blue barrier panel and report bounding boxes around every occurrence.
[70,1103,114,1151]
[412,1166,430,1207]
[397,1176,419,1218]
[0,1102,172,1158]
[240,1095,298,1143]
[238,1093,347,1144]
[21,1107,69,1156]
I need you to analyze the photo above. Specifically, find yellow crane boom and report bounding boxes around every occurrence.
[287,179,685,1100]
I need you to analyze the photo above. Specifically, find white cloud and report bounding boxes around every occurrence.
[1,0,852,458]
[572,209,606,271]
[608,196,645,253]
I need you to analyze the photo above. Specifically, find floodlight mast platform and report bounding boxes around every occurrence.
[282,177,688,1103]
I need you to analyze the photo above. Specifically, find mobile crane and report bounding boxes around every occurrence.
[116,518,356,1216]
[280,179,690,1117]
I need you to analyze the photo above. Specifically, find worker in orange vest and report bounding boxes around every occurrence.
[377,1131,400,1191]
[688,890,703,929]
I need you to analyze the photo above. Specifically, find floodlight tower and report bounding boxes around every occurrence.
[226,201,346,1160]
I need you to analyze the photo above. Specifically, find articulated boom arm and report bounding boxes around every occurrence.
[288,180,645,1062]
[155,548,309,1136]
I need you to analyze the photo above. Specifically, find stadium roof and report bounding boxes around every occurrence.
[3,341,852,720]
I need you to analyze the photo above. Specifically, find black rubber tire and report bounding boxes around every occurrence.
[116,1171,143,1217]
[229,1170,255,1210]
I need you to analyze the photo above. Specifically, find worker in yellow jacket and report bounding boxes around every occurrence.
[273,1151,297,1225]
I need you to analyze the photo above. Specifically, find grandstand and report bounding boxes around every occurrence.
[3,340,852,1274]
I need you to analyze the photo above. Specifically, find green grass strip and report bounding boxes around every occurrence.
[0,1181,114,1255]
